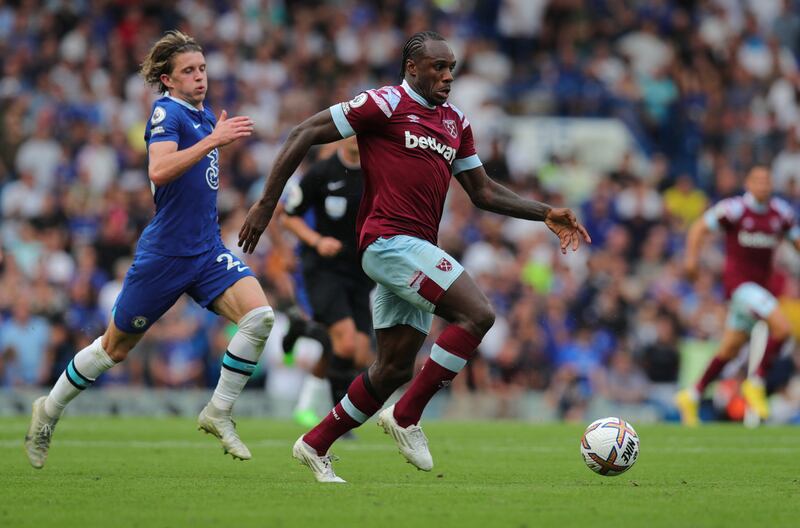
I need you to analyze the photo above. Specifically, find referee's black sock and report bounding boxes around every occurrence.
[305,321,333,357]
[328,354,357,404]
[281,306,307,355]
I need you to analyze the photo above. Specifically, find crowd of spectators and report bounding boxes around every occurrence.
[2,0,800,422]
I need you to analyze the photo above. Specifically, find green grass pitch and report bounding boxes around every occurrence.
[1,417,799,527]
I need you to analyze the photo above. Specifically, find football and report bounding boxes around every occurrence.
[580,417,640,476]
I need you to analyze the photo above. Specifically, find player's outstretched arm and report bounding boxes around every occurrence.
[789,217,800,254]
[149,110,253,186]
[238,110,342,254]
[455,166,591,253]
[684,216,710,280]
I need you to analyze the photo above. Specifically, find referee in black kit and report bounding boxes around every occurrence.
[281,136,374,412]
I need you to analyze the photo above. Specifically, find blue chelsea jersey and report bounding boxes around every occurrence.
[139,95,222,256]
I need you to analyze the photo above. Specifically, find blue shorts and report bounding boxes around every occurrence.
[361,235,464,335]
[113,243,255,333]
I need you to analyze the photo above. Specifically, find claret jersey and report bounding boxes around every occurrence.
[329,80,482,252]
[704,192,800,297]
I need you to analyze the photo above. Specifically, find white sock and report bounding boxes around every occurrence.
[44,337,117,418]
[295,375,330,413]
[211,307,273,411]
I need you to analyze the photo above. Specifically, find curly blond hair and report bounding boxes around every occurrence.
[140,30,203,93]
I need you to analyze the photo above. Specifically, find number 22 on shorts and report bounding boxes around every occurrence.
[217,253,248,272]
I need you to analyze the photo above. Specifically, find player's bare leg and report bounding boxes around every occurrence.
[742,308,792,420]
[25,322,140,468]
[295,325,424,482]
[675,327,749,426]
[200,276,274,460]
[381,272,494,470]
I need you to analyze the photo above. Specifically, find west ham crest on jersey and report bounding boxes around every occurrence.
[442,119,457,138]
[436,258,453,272]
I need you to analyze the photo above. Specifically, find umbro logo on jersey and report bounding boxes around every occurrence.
[193,123,201,129]
[408,114,420,122]
[327,180,346,191]
[436,258,453,272]
[404,131,456,163]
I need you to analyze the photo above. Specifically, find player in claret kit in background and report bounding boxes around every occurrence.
[24,31,275,468]
[238,31,590,483]
[676,167,800,426]
[280,136,374,427]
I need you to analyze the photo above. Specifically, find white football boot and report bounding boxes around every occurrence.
[197,403,252,460]
[24,396,59,469]
[377,404,433,471]
[292,437,346,483]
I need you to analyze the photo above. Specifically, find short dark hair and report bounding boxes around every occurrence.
[399,31,446,79]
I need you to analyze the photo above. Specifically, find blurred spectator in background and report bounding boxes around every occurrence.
[604,350,650,405]
[772,131,800,202]
[1,297,51,387]
[639,313,681,385]
[663,175,709,229]
[548,325,607,421]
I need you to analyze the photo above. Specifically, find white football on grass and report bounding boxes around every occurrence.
[580,417,639,476]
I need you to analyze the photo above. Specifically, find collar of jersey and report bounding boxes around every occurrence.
[165,93,203,112]
[401,80,435,110]
[743,192,768,213]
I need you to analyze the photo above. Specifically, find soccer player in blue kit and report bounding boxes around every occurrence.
[24,31,275,468]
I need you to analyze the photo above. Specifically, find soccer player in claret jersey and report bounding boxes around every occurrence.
[675,167,800,426]
[239,31,590,483]
[24,31,275,468]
